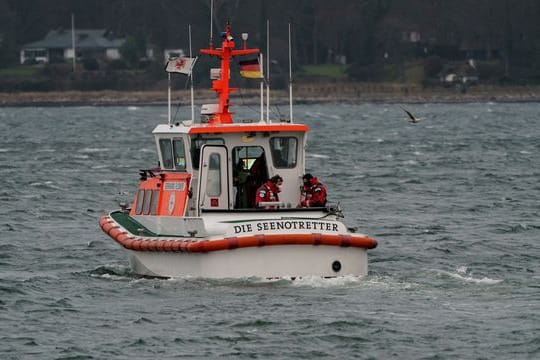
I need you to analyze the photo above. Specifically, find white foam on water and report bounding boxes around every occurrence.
[161,275,368,288]
[438,266,503,285]
[307,153,330,159]
[73,154,90,159]
[327,114,342,120]
[80,147,110,153]
[286,275,382,288]
[403,159,418,165]
[29,180,61,189]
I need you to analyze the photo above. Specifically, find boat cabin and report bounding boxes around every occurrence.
[144,121,309,217]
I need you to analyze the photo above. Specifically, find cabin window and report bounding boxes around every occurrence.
[206,153,221,196]
[232,146,266,173]
[159,138,187,171]
[190,137,224,169]
[150,189,159,215]
[159,139,174,169]
[172,138,186,171]
[270,137,297,168]
[135,189,145,214]
[142,189,153,214]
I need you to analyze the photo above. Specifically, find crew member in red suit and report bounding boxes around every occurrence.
[255,175,283,207]
[300,173,327,207]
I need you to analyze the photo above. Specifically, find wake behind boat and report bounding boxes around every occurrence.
[99,21,377,278]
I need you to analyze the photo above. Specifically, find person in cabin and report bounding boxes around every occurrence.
[299,173,327,207]
[245,153,268,208]
[249,154,268,184]
[255,175,283,208]
[233,161,250,208]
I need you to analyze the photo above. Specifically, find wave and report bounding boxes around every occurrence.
[87,264,135,280]
[307,153,330,159]
[71,154,89,159]
[436,266,503,285]
[494,223,540,234]
[130,274,373,289]
[28,181,62,190]
[289,275,365,288]
[201,274,418,290]
[80,147,110,153]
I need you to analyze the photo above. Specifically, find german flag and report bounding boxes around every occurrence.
[239,58,263,79]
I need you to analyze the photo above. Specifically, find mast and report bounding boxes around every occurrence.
[260,53,264,122]
[71,14,76,72]
[266,20,270,123]
[200,23,259,124]
[209,0,214,49]
[288,22,293,123]
[167,71,171,126]
[189,25,195,122]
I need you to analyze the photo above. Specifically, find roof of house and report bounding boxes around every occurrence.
[22,29,125,50]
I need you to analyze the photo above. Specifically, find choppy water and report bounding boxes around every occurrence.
[1,102,539,359]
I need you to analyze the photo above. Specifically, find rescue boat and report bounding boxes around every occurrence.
[99,22,377,278]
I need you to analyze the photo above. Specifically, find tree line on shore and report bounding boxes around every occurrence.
[1,0,540,91]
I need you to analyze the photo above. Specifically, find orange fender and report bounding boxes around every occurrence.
[99,215,378,253]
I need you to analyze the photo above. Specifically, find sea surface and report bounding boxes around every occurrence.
[0,102,539,359]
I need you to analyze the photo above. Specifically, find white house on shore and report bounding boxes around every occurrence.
[20,29,125,64]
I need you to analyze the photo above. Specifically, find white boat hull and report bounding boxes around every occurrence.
[127,245,368,278]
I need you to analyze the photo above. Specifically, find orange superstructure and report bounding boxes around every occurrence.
[130,172,191,217]
[200,23,260,125]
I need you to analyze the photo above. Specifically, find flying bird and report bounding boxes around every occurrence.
[401,107,423,123]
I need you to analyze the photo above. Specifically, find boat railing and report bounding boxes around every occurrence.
[257,201,290,209]
[201,206,330,214]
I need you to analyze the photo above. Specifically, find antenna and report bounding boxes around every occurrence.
[260,53,264,122]
[266,19,270,122]
[209,0,214,49]
[71,13,76,72]
[167,70,171,126]
[288,22,293,123]
[189,24,195,122]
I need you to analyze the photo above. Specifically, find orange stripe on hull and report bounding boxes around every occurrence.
[99,215,378,253]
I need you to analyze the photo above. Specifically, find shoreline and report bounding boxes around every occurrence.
[2,84,540,106]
